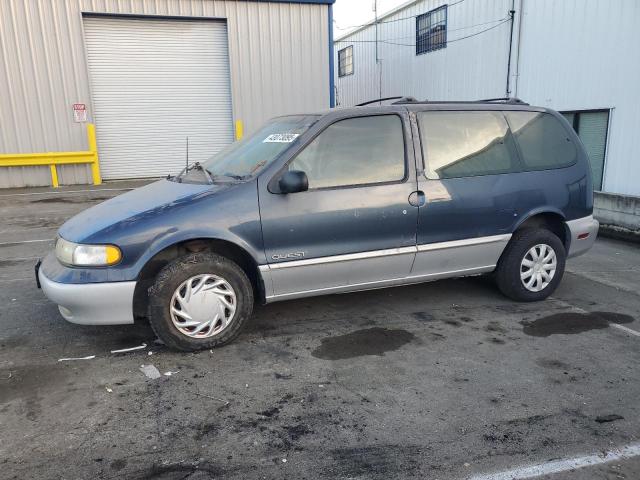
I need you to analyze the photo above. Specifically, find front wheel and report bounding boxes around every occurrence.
[495,228,566,302]
[148,252,254,351]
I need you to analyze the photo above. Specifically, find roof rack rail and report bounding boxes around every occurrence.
[356,96,409,106]
[391,96,417,104]
[478,97,528,105]
[354,96,529,106]
[389,97,529,105]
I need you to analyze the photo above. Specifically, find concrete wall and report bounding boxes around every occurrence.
[594,192,640,239]
[0,0,330,187]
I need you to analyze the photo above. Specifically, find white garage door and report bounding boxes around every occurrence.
[83,16,234,179]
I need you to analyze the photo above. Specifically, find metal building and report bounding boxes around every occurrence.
[334,0,640,229]
[0,0,335,187]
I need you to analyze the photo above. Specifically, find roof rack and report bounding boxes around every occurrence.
[355,96,405,106]
[355,96,529,106]
[391,96,418,104]
[478,97,528,104]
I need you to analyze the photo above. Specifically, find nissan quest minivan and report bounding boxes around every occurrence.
[37,98,599,351]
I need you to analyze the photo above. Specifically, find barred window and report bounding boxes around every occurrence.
[416,5,447,55]
[338,45,353,77]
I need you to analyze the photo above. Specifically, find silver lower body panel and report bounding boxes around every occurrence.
[39,269,136,325]
[263,264,495,302]
[260,234,511,303]
[566,215,599,258]
[412,234,511,277]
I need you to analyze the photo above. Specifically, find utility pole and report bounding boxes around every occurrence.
[505,0,516,97]
[374,0,382,102]
[374,0,378,63]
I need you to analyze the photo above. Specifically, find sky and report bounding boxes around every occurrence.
[333,0,408,37]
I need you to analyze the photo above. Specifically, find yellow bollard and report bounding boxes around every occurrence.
[235,120,243,140]
[49,164,59,188]
[87,123,102,185]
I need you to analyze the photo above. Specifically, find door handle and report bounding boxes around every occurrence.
[408,190,426,207]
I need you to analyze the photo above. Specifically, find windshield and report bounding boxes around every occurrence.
[203,115,319,179]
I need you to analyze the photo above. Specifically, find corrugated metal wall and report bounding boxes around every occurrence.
[334,0,640,197]
[334,0,512,107]
[514,0,640,197]
[0,0,329,188]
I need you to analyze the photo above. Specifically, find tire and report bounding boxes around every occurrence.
[148,252,254,351]
[495,228,566,302]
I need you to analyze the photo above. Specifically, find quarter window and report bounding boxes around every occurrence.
[418,111,518,179]
[505,112,577,171]
[289,115,405,189]
[338,45,353,77]
[416,5,447,55]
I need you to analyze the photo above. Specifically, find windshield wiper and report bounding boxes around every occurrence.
[174,162,214,184]
[194,163,214,184]
[215,173,246,181]
[174,163,247,184]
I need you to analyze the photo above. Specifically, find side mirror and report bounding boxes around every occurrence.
[278,170,309,194]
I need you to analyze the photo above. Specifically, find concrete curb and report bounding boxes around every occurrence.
[598,223,640,244]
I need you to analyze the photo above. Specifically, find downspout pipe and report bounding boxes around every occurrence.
[329,4,336,108]
[513,0,524,98]
[505,0,516,97]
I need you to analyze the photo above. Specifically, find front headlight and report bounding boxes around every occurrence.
[55,237,122,266]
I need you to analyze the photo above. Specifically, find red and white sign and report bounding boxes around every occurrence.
[73,103,87,122]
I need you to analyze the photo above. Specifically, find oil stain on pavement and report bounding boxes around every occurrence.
[30,195,114,204]
[312,327,415,360]
[522,311,634,337]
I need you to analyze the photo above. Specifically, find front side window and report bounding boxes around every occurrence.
[338,45,354,77]
[418,111,518,179]
[416,5,447,55]
[289,115,405,189]
[505,112,577,171]
[202,115,318,179]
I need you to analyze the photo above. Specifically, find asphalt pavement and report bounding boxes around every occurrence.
[1,182,639,480]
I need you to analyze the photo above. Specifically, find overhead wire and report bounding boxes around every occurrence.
[336,16,509,42]
[335,16,511,46]
[334,0,466,31]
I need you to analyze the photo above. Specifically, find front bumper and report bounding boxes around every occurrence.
[566,214,599,258]
[38,268,136,325]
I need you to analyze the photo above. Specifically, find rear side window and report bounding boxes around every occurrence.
[505,111,577,170]
[418,111,518,179]
[289,115,405,189]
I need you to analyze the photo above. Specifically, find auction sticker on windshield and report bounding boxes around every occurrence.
[263,133,300,143]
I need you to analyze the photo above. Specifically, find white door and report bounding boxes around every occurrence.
[83,16,234,179]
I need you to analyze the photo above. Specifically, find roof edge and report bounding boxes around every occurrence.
[334,0,421,42]
[256,0,335,5]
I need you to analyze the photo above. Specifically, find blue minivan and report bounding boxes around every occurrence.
[37,98,599,351]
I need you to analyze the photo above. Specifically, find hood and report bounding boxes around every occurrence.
[58,179,221,242]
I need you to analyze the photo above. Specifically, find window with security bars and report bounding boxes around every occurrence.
[416,5,447,55]
[338,45,353,77]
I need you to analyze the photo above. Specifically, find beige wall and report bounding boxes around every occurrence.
[0,0,330,187]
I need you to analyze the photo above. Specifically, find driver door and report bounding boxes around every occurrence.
[257,113,419,300]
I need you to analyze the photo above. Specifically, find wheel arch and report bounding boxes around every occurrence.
[513,209,570,251]
[133,237,265,319]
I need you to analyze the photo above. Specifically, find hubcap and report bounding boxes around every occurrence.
[520,243,557,292]
[170,274,237,338]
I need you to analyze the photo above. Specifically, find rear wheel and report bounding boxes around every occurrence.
[148,252,253,351]
[495,228,566,302]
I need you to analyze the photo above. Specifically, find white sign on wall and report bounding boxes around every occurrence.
[73,103,87,122]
